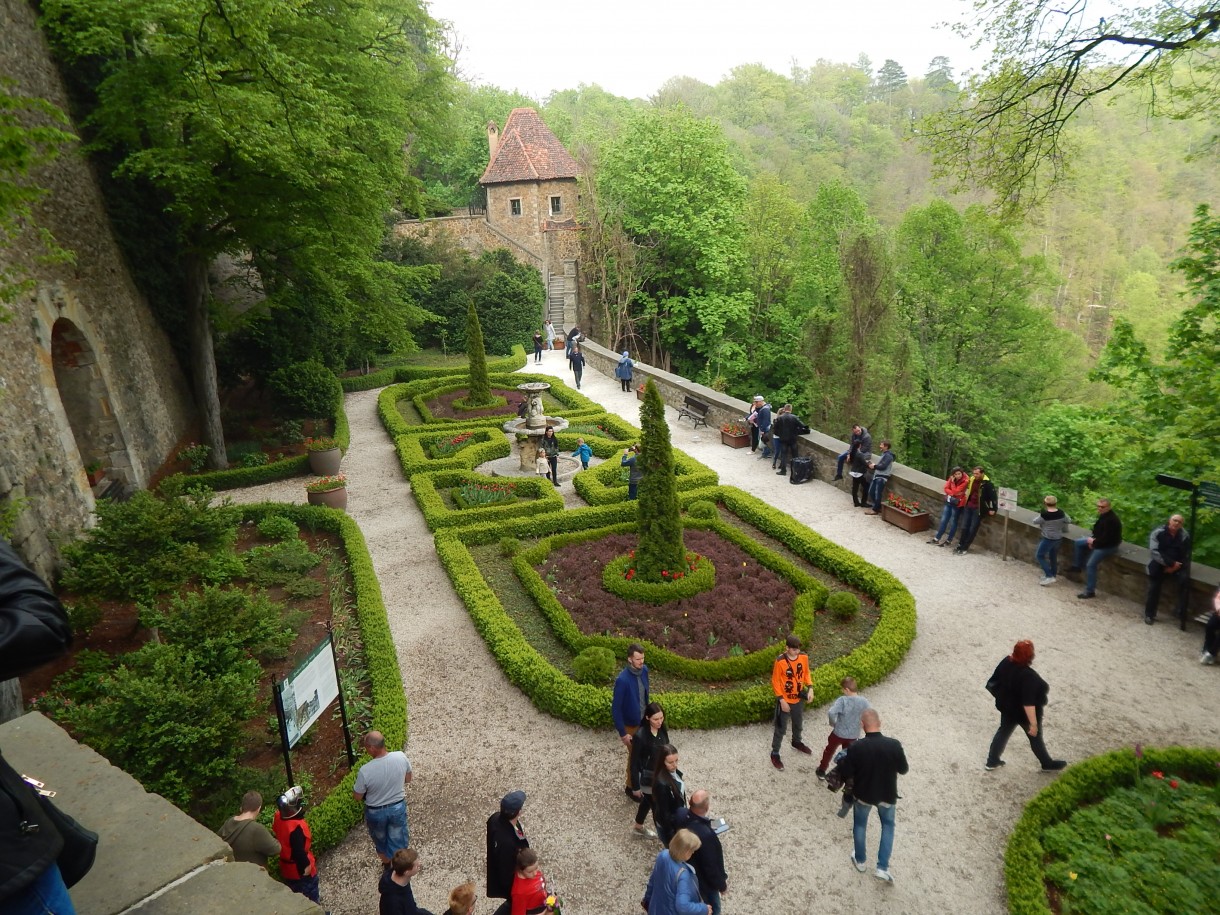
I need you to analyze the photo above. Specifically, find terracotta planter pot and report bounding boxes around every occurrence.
[721,431,750,449]
[881,503,931,533]
[307,487,348,510]
[308,447,342,475]
[86,469,105,486]
[636,389,646,401]
[552,340,565,350]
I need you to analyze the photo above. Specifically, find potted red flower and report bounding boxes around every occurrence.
[881,492,931,533]
[719,421,750,449]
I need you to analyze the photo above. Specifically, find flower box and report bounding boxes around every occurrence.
[720,430,750,449]
[880,503,931,533]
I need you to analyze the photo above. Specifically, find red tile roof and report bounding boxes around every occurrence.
[480,108,580,185]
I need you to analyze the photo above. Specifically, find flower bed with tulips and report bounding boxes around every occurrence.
[1005,745,1220,915]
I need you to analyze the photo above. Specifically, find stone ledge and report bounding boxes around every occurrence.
[0,713,320,915]
[578,337,1219,616]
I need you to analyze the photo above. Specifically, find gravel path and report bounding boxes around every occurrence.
[228,351,1220,914]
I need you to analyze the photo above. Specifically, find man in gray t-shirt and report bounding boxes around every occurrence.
[352,730,413,864]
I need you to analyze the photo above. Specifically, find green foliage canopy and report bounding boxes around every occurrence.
[634,381,684,581]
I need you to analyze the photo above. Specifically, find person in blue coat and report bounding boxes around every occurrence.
[612,644,650,798]
[642,830,710,915]
[614,351,635,392]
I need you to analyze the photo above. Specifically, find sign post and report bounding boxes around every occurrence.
[997,487,1019,561]
[272,634,347,785]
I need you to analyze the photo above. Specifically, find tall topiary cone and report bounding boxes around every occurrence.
[634,379,684,581]
[465,297,493,405]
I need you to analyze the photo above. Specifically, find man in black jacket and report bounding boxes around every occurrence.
[672,790,728,915]
[771,405,803,476]
[485,790,528,915]
[1143,514,1191,625]
[0,538,76,913]
[838,709,908,884]
[1068,498,1123,599]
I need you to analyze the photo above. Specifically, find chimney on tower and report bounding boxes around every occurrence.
[487,120,499,161]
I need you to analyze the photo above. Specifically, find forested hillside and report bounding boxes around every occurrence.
[412,54,1219,563]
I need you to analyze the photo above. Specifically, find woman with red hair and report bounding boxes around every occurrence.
[984,640,1067,772]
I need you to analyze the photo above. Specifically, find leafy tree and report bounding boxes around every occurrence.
[1090,204,1220,564]
[926,1,1220,215]
[894,201,1062,474]
[0,80,75,308]
[465,299,492,406]
[794,182,903,435]
[470,249,546,354]
[634,381,683,582]
[595,106,751,376]
[41,0,451,468]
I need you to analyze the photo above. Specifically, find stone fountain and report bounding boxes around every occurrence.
[501,381,569,471]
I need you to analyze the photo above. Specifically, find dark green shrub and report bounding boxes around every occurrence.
[177,443,211,473]
[60,641,260,809]
[465,299,493,406]
[256,515,300,541]
[65,597,103,635]
[635,380,684,580]
[243,539,321,587]
[142,585,300,664]
[239,450,269,468]
[283,577,324,599]
[59,478,240,604]
[499,536,521,557]
[826,591,862,621]
[268,360,342,418]
[572,646,617,684]
[274,419,305,443]
[686,500,719,520]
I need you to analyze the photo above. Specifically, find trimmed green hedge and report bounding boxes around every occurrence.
[1005,745,1220,915]
[394,430,513,479]
[573,450,719,505]
[377,373,603,438]
[340,345,528,392]
[411,470,566,531]
[238,503,404,854]
[177,379,352,493]
[437,487,913,727]
[601,553,716,602]
[513,517,823,682]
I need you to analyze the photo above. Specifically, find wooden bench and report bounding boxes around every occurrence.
[677,395,711,429]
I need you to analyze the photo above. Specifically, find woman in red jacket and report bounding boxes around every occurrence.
[928,467,969,547]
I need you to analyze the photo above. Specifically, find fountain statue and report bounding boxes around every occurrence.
[501,381,569,471]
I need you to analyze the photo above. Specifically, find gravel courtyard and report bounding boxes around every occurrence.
[229,351,1220,914]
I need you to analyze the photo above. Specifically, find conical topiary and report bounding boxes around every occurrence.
[634,379,684,581]
[465,297,493,406]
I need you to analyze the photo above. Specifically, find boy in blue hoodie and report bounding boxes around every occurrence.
[572,438,592,470]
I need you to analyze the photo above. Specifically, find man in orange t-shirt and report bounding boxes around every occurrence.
[770,634,814,770]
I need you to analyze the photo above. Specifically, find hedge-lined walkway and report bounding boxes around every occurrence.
[230,349,1220,914]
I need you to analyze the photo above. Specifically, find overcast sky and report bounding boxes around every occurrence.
[425,0,988,100]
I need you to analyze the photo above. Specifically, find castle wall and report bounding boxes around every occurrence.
[0,0,194,576]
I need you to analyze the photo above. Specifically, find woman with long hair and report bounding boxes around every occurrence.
[649,744,687,846]
[540,427,560,488]
[631,702,669,838]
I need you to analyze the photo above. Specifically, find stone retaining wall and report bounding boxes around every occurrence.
[580,338,1219,617]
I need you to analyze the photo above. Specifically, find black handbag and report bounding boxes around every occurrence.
[34,791,99,888]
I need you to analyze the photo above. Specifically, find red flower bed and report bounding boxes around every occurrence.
[538,529,796,660]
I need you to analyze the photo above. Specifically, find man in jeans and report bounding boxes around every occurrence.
[1068,498,1123,599]
[864,441,894,514]
[353,731,413,865]
[954,466,998,555]
[839,709,908,884]
[833,424,871,481]
[1144,514,1191,625]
